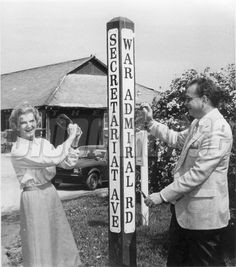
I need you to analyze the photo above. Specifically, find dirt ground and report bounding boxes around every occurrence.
[2,215,20,247]
[1,212,21,266]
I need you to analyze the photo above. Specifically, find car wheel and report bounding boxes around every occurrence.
[86,172,99,190]
[54,182,61,188]
[52,178,61,189]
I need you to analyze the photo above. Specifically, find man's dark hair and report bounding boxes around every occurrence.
[188,77,222,107]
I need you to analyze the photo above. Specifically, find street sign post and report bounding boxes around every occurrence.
[107,17,136,266]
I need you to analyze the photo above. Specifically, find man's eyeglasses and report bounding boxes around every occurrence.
[184,96,200,103]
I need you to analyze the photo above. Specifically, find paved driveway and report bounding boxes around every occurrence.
[1,153,108,215]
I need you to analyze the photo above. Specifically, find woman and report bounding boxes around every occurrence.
[10,103,82,267]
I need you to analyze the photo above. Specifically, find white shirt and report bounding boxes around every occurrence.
[11,137,75,188]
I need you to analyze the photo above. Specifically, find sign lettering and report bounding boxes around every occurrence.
[122,28,135,234]
[108,28,121,233]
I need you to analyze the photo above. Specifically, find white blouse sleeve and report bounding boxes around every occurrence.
[11,138,71,169]
[58,148,80,169]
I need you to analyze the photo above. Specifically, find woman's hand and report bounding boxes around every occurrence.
[67,123,83,148]
[67,123,78,139]
[75,125,83,139]
[71,125,83,148]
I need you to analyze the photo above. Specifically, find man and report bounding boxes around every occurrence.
[141,78,233,266]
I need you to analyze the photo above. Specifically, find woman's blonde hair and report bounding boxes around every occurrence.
[9,102,41,131]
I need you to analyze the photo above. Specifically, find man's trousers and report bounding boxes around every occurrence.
[167,205,226,267]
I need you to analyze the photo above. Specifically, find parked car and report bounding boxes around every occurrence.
[52,145,108,190]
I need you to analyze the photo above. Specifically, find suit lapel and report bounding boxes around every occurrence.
[174,121,201,173]
[173,109,223,174]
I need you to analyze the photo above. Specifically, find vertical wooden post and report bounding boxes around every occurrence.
[45,110,51,141]
[140,130,149,226]
[136,130,149,226]
[107,17,136,266]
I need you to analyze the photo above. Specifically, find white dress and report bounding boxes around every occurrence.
[11,137,82,267]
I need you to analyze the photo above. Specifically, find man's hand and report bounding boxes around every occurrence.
[140,103,153,123]
[144,192,163,207]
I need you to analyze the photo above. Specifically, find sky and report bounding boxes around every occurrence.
[1,0,235,91]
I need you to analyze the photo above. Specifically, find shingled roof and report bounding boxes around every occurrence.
[1,56,160,109]
[47,74,159,108]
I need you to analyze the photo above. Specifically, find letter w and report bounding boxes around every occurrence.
[123,38,132,50]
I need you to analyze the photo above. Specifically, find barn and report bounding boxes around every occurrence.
[1,55,160,150]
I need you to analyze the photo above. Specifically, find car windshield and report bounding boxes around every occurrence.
[77,145,107,160]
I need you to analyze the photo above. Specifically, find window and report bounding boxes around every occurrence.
[104,111,108,130]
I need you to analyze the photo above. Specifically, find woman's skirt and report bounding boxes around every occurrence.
[20,182,81,267]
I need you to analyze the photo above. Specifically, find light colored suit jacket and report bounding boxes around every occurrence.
[149,108,233,230]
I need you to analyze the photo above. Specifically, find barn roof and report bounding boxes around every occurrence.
[47,74,159,108]
[1,56,160,109]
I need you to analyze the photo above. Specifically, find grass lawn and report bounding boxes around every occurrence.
[3,193,235,266]
[65,195,171,266]
[2,194,171,266]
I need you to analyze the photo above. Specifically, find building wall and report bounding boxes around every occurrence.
[1,110,11,131]
[48,107,105,147]
[1,107,105,153]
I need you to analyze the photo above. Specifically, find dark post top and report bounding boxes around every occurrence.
[107,17,134,30]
